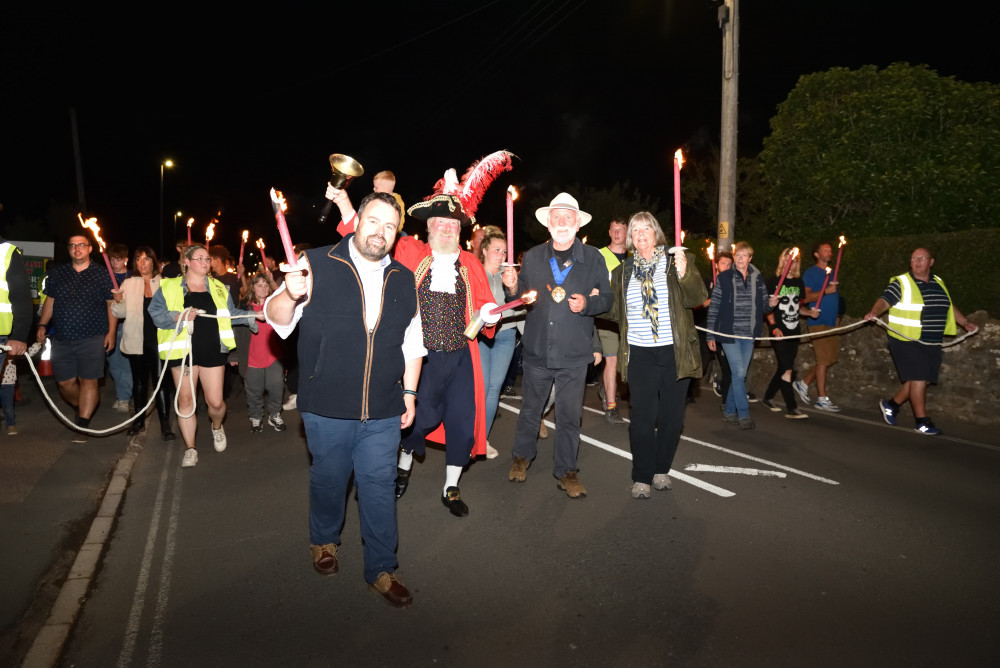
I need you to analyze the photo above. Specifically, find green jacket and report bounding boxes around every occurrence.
[608,250,708,382]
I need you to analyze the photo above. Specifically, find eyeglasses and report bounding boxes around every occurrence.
[189,256,212,263]
[68,242,90,249]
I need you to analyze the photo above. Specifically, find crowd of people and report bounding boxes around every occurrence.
[0,175,977,608]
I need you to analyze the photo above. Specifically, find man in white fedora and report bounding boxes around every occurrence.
[501,193,613,497]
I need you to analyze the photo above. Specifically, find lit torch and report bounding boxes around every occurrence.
[672,149,685,251]
[773,247,800,296]
[256,238,267,268]
[238,230,249,267]
[832,235,847,284]
[205,221,216,247]
[186,217,194,245]
[504,186,518,265]
[707,241,716,283]
[270,188,298,270]
[77,213,118,290]
[489,290,538,316]
[814,266,833,312]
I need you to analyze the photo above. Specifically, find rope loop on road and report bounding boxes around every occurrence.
[2,308,260,436]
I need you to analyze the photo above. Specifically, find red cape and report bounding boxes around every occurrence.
[393,236,495,457]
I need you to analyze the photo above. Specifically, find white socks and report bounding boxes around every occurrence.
[398,450,413,471]
[444,465,462,495]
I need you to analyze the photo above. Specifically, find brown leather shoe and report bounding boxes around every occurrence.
[508,456,530,482]
[557,471,587,498]
[370,571,413,608]
[311,543,338,575]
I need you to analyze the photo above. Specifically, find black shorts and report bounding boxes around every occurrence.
[52,334,106,381]
[888,338,942,384]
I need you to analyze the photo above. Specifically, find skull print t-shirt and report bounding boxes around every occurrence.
[766,276,805,334]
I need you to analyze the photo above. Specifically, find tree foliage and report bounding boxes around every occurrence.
[761,63,1000,238]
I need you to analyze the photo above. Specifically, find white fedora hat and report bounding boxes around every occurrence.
[535,192,592,227]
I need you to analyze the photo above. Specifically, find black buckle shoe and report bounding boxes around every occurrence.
[441,486,469,517]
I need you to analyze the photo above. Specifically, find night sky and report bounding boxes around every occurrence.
[2,1,996,258]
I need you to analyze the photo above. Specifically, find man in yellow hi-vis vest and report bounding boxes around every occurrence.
[865,247,977,436]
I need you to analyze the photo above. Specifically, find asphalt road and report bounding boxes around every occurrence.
[23,381,1000,666]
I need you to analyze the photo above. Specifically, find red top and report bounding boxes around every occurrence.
[248,302,282,368]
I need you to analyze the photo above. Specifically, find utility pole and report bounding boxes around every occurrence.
[717,0,739,251]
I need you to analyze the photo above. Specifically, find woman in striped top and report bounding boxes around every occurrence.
[606,212,708,500]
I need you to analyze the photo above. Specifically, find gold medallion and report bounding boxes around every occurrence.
[551,286,566,303]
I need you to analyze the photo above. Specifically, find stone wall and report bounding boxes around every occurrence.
[741,311,1000,426]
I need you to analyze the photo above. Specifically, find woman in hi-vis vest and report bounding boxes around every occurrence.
[149,244,260,468]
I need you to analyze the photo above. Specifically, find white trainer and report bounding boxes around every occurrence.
[212,425,227,452]
[181,448,199,467]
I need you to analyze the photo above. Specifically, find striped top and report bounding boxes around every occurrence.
[626,254,672,347]
[881,272,952,343]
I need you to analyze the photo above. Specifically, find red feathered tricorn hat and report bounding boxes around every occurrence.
[409,150,516,227]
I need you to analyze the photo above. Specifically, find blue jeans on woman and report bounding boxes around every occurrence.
[721,339,754,419]
[478,328,516,436]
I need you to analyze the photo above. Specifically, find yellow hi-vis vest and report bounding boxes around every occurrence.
[0,242,17,335]
[599,246,624,280]
[156,277,236,359]
[887,272,956,342]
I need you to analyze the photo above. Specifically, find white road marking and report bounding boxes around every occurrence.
[684,464,787,478]
[680,435,840,485]
[498,402,736,497]
[118,446,173,668]
[148,456,184,667]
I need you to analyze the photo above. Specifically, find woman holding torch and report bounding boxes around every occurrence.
[761,247,817,419]
[149,244,259,468]
[606,212,707,499]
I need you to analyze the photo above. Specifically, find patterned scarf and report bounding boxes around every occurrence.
[633,246,664,340]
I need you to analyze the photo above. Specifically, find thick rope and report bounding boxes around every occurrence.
[697,316,978,348]
[4,308,259,436]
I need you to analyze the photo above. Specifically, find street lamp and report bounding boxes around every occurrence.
[159,159,174,258]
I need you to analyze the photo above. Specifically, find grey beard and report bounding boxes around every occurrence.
[353,234,388,261]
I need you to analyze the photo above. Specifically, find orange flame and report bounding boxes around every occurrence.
[508,185,518,200]
[256,238,265,250]
[674,149,685,169]
[77,213,106,251]
[838,235,847,248]
[205,222,216,243]
[707,241,715,260]
[522,290,538,305]
[187,218,194,228]
[270,188,288,212]
[242,230,249,243]
[680,230,686,243]
[582,236,588,245]
[790,247,800,260]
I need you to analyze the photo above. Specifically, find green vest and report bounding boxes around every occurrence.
[887,273,956,342]
[0,243,17,335]
[156,277,236,359]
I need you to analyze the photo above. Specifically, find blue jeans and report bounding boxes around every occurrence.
[721,339,754,419]
[0,384,14,425]
[478,328,516,436]
[107,326,132,401]
[302,412,400,584]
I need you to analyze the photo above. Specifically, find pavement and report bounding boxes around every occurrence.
[1,364,997,667]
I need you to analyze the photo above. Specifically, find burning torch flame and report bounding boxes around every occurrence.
[522,290,538,305]
[790,247,800,260]
[838,235,847,248]
[242,230,249,243]
[187,218,194,228]
[707,242,715,261]
[270,188,288,212]
[674,149,685,169]
[78,213,106,251]
[256,238,265,250]
[508,185,518,200]
[680,230,686,244]
[825,266,831,275]
[581,236,588,245]
[205,222,216,244]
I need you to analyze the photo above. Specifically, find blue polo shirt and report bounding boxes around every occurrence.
[803,264,838,327]
[43,261,114,341]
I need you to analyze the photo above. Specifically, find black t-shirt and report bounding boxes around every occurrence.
[765,275,805,334]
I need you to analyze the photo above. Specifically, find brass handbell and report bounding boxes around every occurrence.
[329,153,364,188]
[318,154,365,223]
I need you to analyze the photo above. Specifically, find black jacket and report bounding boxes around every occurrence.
[511,238,613,369]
